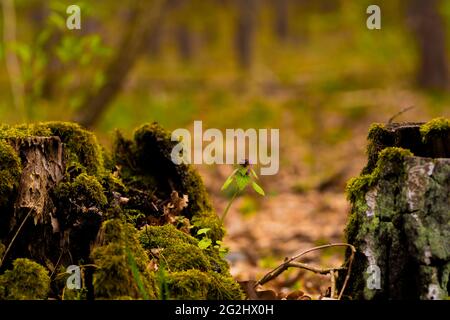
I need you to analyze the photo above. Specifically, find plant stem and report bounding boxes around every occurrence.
[0,207,33,268]
[220,190,239,223]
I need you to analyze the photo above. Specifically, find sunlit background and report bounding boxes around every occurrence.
[1,0,449,295]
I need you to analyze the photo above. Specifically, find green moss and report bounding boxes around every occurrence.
[346,147,412,203]
[0,123,51,139]
[0,258,50,300]
[0,121,239,300]
[167,270,210,299]
[191,215,225,243]
[0,140,22,207]
[140,224,230,275]
[140,225,219,272]
[140,224,197,249]
[166,270,244,300]
[420,117,450,143]
[115,123,213,218]
[162,243,211,272]
[55,173,107,207]
[345,147,413,213]
[343,147,415,298]
[100,172,127,195]
[0,122,104,177]
[404,214,449,261]
[91,219,157,299]
[36,122,105,176]
[205,271,245,300]
[364,123,392,174]
[376,146,413,166]
[345,174,372,203]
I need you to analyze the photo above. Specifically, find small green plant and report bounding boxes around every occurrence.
[213,240,228,258]
[156,262,169,300]
[197,228,213,249]
[220,160,265,222]
[125,247,150,300]
[196,228,228,257]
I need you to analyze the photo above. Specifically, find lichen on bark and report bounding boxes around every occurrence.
[342,118,450,300]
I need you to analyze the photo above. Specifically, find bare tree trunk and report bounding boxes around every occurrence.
[408,0,448,90]
[74,0,166,129]
[235,0,257,70]
[1,0,26,119]
[273,0,289,41]
[40,32,62,100]
[176,24,194,62]
[148,24,164,57]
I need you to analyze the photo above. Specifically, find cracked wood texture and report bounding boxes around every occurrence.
[6,136,66,264]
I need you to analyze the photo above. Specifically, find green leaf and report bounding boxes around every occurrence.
[250,169,258,179]
[12,43,31,64]
[235,174,251,191]
[48,12,66,29]
[198,238,212,250]
[252,182,265,196]
[221,175,234,191]
[197,228,211,235]
[237,166,248,176]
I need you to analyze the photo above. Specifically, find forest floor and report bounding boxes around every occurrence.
[198,147,362,298]
[219,190,348,298]
[193,98,446,298]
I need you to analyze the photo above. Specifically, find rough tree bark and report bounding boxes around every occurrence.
[341,119,450,300]
[2,136,66,266]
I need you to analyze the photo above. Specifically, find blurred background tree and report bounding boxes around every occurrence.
[1,0,450,295]
[1,0,449,176]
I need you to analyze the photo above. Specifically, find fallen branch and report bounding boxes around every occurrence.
[255,243,356,300]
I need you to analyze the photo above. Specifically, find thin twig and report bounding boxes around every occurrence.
[330,270,336,299]
[286,262,346,275]
[50,250,64,279]
[0,207,33,268]
[337,245,355,300]
[255,243,356,300]
[388,106,415,124]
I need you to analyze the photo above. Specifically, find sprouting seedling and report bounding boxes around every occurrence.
[196,227,229,256]
[197,228,213,250]
[220,159,265,222]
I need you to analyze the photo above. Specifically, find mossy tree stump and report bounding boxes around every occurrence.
[342,118,450,300]
[0,122,243,300]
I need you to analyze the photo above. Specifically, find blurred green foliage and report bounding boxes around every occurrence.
[0,0,449,167]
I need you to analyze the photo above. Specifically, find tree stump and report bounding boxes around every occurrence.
[342,118,450,300]
[0,122,243,300]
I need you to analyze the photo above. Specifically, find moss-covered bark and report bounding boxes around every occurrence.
[0,122,242,300]
[342,118,450,300]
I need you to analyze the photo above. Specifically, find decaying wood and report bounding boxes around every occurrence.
[1,136,66,267]
[12,137,65,226]
[344,122,450,300]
